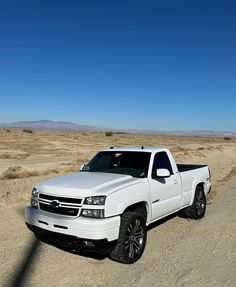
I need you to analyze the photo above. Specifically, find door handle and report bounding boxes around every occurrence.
[173,179,178,184]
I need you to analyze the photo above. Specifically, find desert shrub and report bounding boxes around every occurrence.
[114,132,129,135]
[224,137,231,141]
[1,153,12,159]
[105,132,113,137]
[1,166,24,179]
[2,128,11,132]
[1,166,41,179]
[23,129,33,133]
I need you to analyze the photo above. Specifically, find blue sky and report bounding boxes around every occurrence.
[0,1,235,131]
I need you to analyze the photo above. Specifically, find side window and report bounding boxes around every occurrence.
[152,152,173,178]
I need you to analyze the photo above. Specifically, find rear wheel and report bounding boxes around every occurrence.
[183,186,206,219]
[110,212,147,264]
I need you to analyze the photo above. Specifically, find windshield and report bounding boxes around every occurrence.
[82,151,151,178]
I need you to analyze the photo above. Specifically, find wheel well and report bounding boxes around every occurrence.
[196,182,204,191]
[124,202,148,222]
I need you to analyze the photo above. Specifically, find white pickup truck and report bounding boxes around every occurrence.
[25,146,211,264]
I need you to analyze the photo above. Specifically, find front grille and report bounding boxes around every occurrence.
[39,193,82,204]
[39,193,82,217]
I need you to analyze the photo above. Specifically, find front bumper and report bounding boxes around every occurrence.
[25,206,120,242]
[26,223,117,254]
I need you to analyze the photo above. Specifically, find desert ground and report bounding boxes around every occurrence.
[0,129,236,286]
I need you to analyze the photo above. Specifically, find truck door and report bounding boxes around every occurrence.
[149,151,182,221]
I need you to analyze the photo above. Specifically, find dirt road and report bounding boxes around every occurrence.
[1,175,235,287]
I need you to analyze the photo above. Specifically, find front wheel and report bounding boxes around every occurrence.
[183,186,206,219]
[110,212,147,264]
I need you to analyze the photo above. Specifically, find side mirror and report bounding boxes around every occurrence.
[156,168,170,178]
[79,164,85,171]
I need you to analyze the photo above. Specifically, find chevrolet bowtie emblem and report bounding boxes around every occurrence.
[50,200,60,208]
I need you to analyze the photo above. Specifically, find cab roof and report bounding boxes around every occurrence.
[102,146,168,153]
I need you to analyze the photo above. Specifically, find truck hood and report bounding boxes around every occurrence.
[37,172,142,198]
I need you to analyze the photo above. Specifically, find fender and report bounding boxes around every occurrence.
[116,199,151,222]
[105,180,151,218]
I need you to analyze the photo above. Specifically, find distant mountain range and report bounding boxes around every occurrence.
[0,120,235,137]
[0,120,108,132]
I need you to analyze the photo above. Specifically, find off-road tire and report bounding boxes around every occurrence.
[183,186,206,219]
[110,212,147,264]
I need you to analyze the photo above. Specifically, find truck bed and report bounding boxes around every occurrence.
[177,164,207,173]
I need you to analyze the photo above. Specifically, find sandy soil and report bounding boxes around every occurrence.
[0,129,236,286]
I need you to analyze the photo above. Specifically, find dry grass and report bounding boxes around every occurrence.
[0,164,78,180]
[0,152,30,160]
[171,146,206,162]
[0,128,235,209]
[0,128,235,184]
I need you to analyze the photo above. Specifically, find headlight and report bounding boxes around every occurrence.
[32,187,38,197]
[81,209,104,218]
[31,187,38,208]
[84,196,106,205]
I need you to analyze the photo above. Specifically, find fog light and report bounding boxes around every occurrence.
[31,198,38,208]
[81,209,104,218]
[83,240,95,248]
